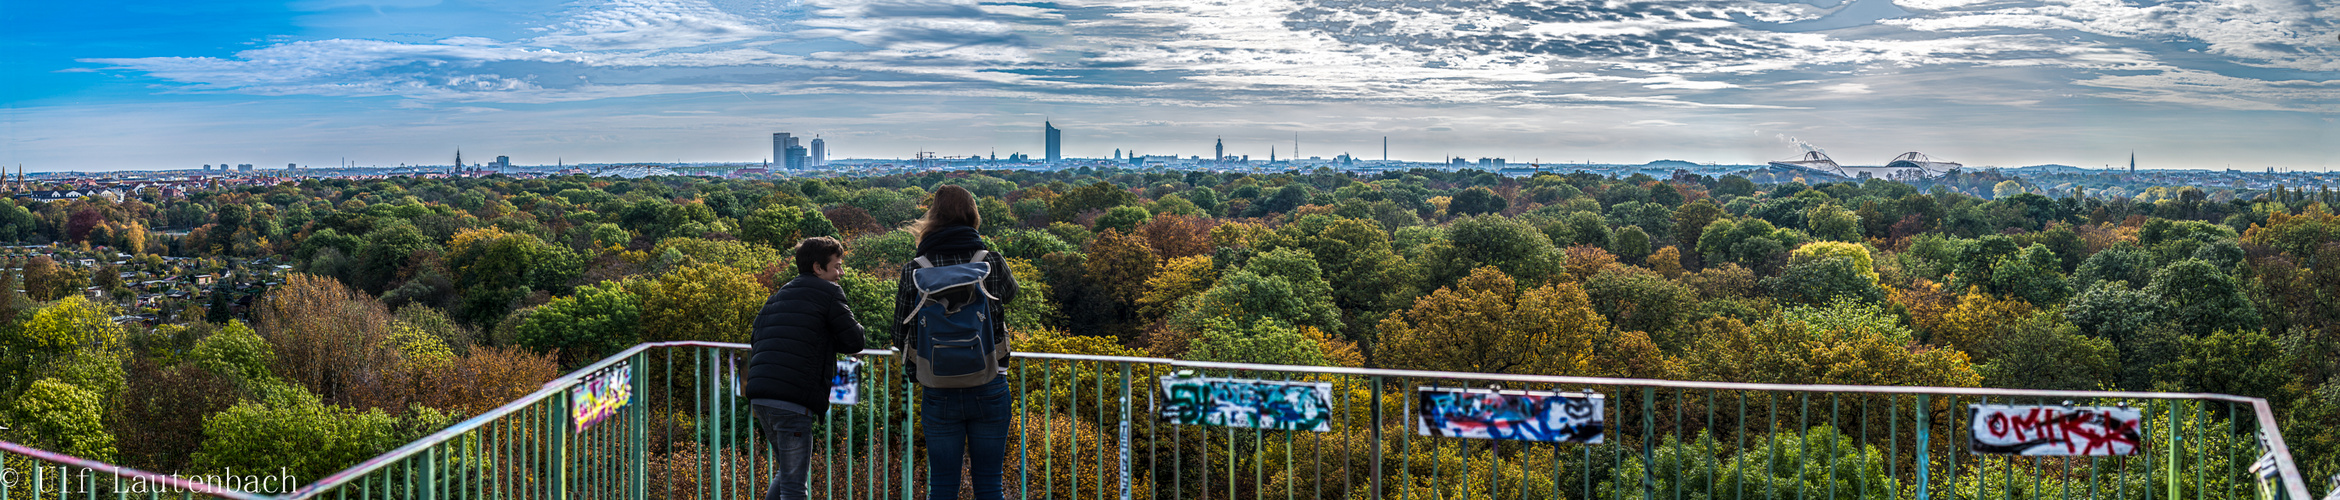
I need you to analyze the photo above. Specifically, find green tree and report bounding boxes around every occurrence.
[1431,215,1564,288]
[2072,243,2156,291]
[2063,280,2165,344]
[1182,317,1327,366]
[1093,205,1153,235]
[1582,265,1696,342]
[187,320,276,387]
[1767,255,1887,307]
[1611,226,1651,262]
[1974,312,2117,390]
[1804,203,1861,242]
[187,384,446,481]
[1448,187,1508,216]
[354,223,436,293]
[9,378,117,460]
[1985,244,2071,307]
[514,281,642,367]
[1051,181,1137,221]
[1173,248,1343,338]
[2153,329,2286,398]
[2146,258,2259,336]
[739,204,808,249]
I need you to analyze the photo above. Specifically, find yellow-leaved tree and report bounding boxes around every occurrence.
[1377,266,1649,377]
[636,262,765,343]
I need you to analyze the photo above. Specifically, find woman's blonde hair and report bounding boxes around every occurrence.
[906,185,980,243]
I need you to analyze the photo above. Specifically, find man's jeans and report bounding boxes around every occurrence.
[922,377,1012,500]
[750,404,815,500]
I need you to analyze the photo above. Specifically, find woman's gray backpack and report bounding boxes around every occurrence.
[900,250,1009,388]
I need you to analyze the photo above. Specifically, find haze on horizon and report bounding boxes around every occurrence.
[2,0,2333,173]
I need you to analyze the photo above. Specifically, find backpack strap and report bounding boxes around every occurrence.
[913,256,935,268]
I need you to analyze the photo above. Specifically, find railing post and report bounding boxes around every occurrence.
[2170,401,2184,500]
[555,383,570,500]
[1371,375,1384,500]
[420,446,438,500]
[1916,393,1930,500]
[903,370,915,500]
[1120,362,1134,500]
[631,351,648,500]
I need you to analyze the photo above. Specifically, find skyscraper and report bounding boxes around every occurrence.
[774,133,806,169]
[1044,122,1061,162]
[810,137,827,167]
[1215,138,1224,162]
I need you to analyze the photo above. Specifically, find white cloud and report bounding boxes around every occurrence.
[1825,83,1875,94]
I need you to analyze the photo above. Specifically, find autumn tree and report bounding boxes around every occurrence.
[637,262,764,343]
[1680,301,1980,387]
[1136,213,1217,260]
[253,274,407,411]
[1376,266,1625,377]
[1083,228,1159,306]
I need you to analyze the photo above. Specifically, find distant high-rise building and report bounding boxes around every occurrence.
[238,164,254,172]
[1043,122,1061,162]
[288,163,297,170]
[2129,152,2135,173]
[202,164,211,171]
[1215,138,1224,161]
[785,146,809,170]
[494,156,511,170]
[1114,149,1121,160]
[773,133,803,169]
[810,137,826,167]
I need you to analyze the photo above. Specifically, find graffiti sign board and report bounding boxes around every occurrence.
[571,362,633,433]
[1968,404,2144,456]
[830,358,862,405]
[1416,387,1605,443]
[728,356,863,406]
[1158,375,1334,432]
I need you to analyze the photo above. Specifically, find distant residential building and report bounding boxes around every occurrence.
[810,138,826,167]
[1044,122,1061,162]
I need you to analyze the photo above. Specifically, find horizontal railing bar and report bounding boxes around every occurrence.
[283,340,736,499]
[283,340,2319,500]
[0,440,277,500]
[1167,360,2278,403]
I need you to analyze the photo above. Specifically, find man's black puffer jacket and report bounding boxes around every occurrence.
[744,274,868,416]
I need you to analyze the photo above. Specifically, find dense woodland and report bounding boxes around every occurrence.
[0,167,2335,494]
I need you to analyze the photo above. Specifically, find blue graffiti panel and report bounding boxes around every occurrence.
[1416,387,1604,443]
[1157,375,1334,432]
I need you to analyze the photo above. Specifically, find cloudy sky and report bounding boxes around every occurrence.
[3,0,2333,171]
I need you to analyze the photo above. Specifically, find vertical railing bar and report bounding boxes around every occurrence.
[1829,393,1839,500]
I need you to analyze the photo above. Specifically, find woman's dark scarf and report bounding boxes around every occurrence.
[914,224,986,257]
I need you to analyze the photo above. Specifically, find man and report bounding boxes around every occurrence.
[743,236,866,500]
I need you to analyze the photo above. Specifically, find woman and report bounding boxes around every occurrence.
[892,184,1018,500]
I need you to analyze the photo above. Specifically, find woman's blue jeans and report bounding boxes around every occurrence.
[922,377,1011,500]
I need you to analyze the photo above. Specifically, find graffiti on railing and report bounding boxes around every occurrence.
[1968,403,2143,456]
[831,358,862,405]
[1416,387,1605,443]
[1158,374,1333,431]
[571,361,632,433]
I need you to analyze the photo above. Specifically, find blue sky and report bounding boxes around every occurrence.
[3,0,2333,171]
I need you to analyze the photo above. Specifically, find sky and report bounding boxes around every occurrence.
[2,0,2334,172]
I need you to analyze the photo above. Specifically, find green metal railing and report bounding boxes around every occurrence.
[0,341,2320,500]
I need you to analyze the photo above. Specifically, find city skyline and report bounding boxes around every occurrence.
[3,0,2333,172]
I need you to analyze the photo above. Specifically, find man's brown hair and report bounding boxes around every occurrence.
[792,237,844,275]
